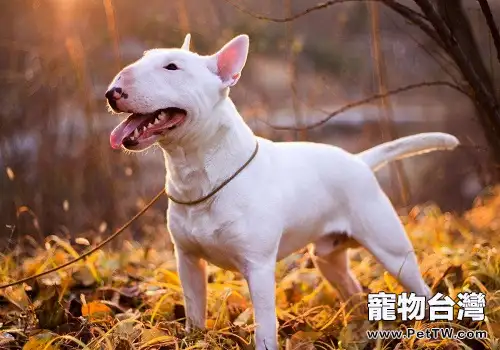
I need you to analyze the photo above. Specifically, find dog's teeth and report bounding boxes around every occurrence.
[130,136,135,140]
[158,113,166,121]
[134,129,139,137]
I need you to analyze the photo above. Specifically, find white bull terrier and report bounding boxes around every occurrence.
[106,34,459,349]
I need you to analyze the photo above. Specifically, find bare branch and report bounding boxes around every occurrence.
[221,0,440,45]
[256,81,470,131]
[477,0,500,64]
[222,0,449,57]
[381,0,444,49]
[381,0,428,22]
[222,0,447,57]
[418,0,498,104]
[221,0,365,22]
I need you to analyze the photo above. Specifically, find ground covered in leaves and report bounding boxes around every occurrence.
[1,188,500,350]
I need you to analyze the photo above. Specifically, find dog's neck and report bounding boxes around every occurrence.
[159,97,256,203]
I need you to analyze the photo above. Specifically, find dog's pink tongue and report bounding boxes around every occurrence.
[110,115,146,149]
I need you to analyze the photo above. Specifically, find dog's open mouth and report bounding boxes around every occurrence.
[110,107,187,150]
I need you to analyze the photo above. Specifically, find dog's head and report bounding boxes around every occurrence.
[106,34,249,151]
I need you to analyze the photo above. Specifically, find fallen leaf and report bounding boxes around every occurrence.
[23,331,59,350]
[206,319,216,329]
[233,307,253,326]
[383,271,400,293]
[287,331,320,350]
[81,301,113,322]
[0,332,15,346]
[226,291,248,321]
[292,331,322,341]
[141,327,169,343]
[3,285,31,310]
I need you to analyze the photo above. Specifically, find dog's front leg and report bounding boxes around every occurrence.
[176,248,207,332]
[245,263,278,350]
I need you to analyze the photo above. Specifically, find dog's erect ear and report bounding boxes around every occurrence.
[208,35,249,88]
[181,33,191,51]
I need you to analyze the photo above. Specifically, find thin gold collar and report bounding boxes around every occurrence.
[166,140,259,206]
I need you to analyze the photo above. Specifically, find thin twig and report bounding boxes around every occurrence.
[222,0,437,41]
[222,0,365,22]
[477,0,500,64]
[222,0,447,66]
[256,81,470,131]
[0,189,166,290]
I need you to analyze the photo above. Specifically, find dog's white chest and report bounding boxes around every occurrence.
[167,203,245,271]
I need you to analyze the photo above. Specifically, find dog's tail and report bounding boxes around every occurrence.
[358,132,459,171]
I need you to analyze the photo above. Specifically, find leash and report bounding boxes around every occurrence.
[0,141,259,289]
[0,189,165,290]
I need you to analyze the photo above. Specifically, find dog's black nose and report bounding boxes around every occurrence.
[105,87,123,101]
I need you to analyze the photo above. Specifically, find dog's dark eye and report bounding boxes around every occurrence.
[164,63,178,71]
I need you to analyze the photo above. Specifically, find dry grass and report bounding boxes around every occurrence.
[1,187,500,350]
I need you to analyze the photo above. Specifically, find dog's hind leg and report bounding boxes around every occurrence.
[310,239,365,315]
[351,189,431,298]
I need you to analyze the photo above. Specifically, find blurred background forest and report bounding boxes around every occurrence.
[1,0,499,249]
